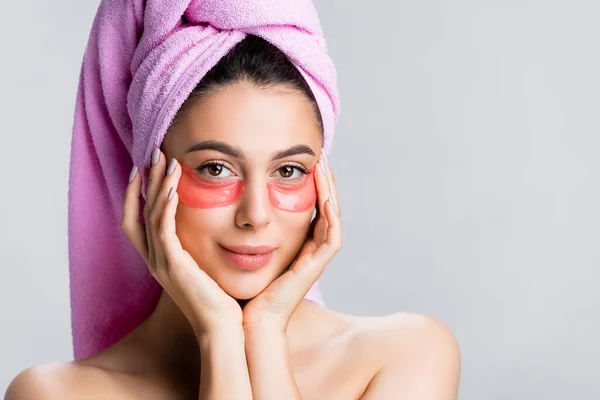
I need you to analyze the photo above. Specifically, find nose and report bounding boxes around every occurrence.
[234,176,273,231]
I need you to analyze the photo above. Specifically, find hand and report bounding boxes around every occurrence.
[121,149,242,337]
[242,153,341,333]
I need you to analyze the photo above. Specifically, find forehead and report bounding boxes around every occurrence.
[165,82,322,157]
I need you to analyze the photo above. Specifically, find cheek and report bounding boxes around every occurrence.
[274,208,315,266]
[277,205,315,245]
[174,205,230,255]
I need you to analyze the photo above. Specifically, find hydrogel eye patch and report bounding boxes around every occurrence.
[177,164,316,212]
[177,163,245,208]
[266,170,316,212]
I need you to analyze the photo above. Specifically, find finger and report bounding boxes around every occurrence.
[255,264,311,318]
[305,208,319,240]
[260,218,334,316]
[121,166,149,263]
[266,238,326,313]
[160,187,184,260]
[316,156,332,208]
[312,197,342,265]
[312,212,327,245]
[321,151,340,217]
[156,159,184,262]
[150,157,181,268]
[144,148,166,264]
[269,177,336,308]
[314,156,332,243]
[294,198,339,276]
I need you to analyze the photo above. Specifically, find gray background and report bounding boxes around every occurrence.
[1,0,598,398]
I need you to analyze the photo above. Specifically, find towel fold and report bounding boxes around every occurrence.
[69,0,340,360]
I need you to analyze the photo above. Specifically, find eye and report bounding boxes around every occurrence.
[276,164,309,182]
[207,164,224,176]
[279,166,296,178]
[196,161,234,179]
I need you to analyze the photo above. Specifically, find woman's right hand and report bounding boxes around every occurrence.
[121,148,242,337]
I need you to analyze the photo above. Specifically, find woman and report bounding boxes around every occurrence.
[6,8,460,400]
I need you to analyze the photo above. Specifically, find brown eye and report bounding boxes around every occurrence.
[279,166,294,178]
[207,164,223,176]
[197,162,234,179]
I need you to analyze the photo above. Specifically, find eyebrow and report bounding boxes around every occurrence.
[185,140,316,160]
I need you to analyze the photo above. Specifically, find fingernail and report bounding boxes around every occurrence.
[320,158,327,175]
[129,166,138,182]
[167,158,177,175]
[151,148,160,165]
[322,151,329,165]
[168,187,175,201]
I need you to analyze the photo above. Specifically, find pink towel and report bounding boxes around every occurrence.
[68,0,340,361]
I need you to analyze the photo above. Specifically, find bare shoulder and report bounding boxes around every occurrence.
[5,349,186,400]
[352,312,461,399]
[361,312,460,353]
[4,361,116,400]
[306,303,460,363]
[303,304,460,398]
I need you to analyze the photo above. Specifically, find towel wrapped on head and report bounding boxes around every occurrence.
[68,0,340,360]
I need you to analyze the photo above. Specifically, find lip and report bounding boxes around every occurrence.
[219,244,276,270]
[221,244,276,255]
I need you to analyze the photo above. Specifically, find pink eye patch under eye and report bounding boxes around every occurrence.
[177,164,244,209]
[266,170,316,212]
[177,164,316,212]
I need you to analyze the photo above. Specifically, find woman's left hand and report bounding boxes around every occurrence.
[242,153,341,333]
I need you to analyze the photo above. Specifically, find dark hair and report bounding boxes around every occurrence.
[170,35,323,133]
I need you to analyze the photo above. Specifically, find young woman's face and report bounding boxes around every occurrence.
[162,82,323,300]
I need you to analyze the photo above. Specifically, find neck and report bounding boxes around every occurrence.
[134,289,322,370]
[137,291,201,379]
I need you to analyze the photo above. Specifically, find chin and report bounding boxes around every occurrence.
[215,271,277,300]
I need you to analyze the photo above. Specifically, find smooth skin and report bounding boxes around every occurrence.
[6,83,460,399]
